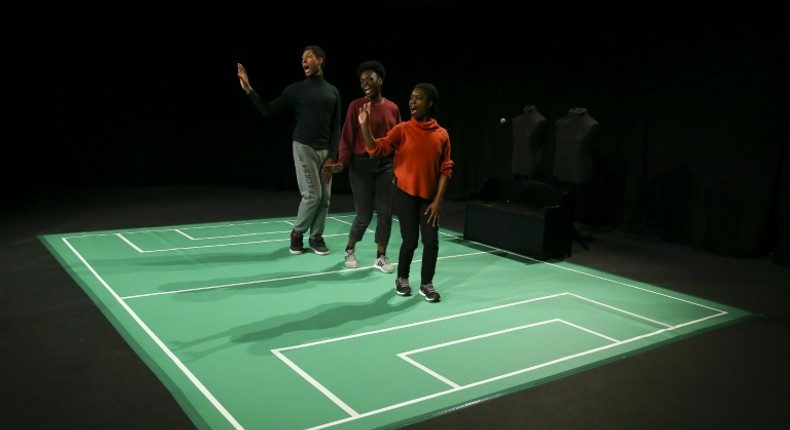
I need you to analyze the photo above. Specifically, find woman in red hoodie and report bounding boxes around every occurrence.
[358,83,454,302]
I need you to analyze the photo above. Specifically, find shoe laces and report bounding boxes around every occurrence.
[421,283,436,294]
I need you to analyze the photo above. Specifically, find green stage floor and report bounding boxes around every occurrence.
[40,213,753,430]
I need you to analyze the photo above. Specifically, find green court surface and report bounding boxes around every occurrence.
[40,213,753,430]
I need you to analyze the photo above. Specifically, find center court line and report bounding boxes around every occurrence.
[116,231,350,253]
[68,226,726,315]
[118,249,490,300]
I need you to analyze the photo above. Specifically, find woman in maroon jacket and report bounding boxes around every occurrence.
[324,61,401,273]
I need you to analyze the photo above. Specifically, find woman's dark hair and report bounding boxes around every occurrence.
[415,82,439,115]
[357,60,385,80]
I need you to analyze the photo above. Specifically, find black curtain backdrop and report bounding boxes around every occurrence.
[13,1,789,264]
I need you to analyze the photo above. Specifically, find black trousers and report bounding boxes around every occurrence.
[393,186,440,285]
[347,156,394,248]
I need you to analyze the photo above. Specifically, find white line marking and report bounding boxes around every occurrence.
[273,291,728,428]
[60,237,244,430]
[54,217,736,430]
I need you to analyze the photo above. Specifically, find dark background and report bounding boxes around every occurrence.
[4,3,789,429]
[13,1,789,264]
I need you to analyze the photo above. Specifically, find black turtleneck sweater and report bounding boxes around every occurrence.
[247,75,341,154]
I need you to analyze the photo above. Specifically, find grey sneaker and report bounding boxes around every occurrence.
[419,283,441,302]
[309,236,329,255]
[374,255,394,273]
[395,277,411,296]
[344,248,359,268]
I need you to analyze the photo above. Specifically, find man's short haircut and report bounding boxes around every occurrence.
[303,45,326,64]
[357,60,385,80]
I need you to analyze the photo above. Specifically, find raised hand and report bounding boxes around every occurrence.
[237,63,253,93]
[357,101,371,125]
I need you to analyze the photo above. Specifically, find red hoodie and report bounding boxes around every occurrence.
[367,117,453,200]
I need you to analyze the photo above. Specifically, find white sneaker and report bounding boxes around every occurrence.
[374,255,394,273]
[344,248,359,268]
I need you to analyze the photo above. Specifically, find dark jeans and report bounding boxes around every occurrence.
[393,186,439,285]
[348,155,394,248]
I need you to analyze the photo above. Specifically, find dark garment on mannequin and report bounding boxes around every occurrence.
[553,107,599,184]
[511,105,547,177]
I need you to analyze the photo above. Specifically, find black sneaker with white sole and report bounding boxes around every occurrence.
[309,236,329,255]
[419,283,441,302]
[395,277,411,296]
[289,231,305,255]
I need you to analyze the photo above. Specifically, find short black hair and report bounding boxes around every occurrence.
[357,60,385,80]
[303,45,326,64]
[415,82,439,115]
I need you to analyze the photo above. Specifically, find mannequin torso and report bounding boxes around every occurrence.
[553,107,599,184]
[511,105,547,177]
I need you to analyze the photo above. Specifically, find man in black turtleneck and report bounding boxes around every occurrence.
[237,45,342,256]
